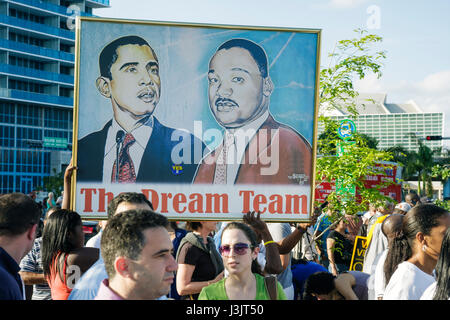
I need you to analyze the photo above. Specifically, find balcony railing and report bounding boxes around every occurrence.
[0,88,73,107]
[0,15,75,41]
[0,64,74,85]
[0,38,74,62]
[7,0,94,17]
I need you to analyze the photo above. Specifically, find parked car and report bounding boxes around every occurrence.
[82,220,99,245]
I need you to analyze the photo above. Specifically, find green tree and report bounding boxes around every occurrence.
[43,168,64,198]
[311,28,397,250]
[305,30,398,257]
[404,133,438,197]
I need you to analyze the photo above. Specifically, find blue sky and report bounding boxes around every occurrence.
[93,0,450,147]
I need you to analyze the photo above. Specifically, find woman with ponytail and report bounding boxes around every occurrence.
[421,227,450,300]
[198,222,286,300]
[383,204,450,300]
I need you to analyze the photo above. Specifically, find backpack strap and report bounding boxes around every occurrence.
[264,275,278,300]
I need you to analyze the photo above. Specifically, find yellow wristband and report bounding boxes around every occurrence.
[264,240,276,246]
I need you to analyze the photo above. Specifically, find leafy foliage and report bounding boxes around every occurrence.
[316,29,395,222]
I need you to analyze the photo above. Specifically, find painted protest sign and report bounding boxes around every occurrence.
[72,17,321,221]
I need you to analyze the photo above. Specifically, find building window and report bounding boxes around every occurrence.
[10,56,45,71]
[60,65,73,75]
[0,103,15,124]
[44,107,70,129]
[9,32,45,48]
[60,43,73,53]
[17,104,42,127]
[16,126,42,148]
[59,87,73,98]
[0,125,15,147]
[9,8,45,24]
[9,79,46,94]
[0,174,15,194]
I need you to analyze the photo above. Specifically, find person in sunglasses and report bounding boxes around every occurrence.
[198,222,286,300]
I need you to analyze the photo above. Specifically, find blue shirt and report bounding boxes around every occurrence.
[314,213,332,257]
[68,256,107,300]
[0,247,24,300]
[291,261,328,299]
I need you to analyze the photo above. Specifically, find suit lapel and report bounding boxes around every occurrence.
[235,115,279,183]
[137,117,163,181]
[90,120,111,181]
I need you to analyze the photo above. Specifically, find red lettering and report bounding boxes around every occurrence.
[173,193,186,214]
[239,190,254,213]
[141,189,159,211]
[161,193,172,213]
[253,194,267,214]
[80,188,97,212]
[188,193,203,213]
[205,193,229,213]
[98,189,114,213]
[285,195,307,214]
[268,194,283,214]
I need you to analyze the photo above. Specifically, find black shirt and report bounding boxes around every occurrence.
[327,230,353,265]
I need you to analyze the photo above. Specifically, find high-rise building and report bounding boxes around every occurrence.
[321,93,444,152]
[0,0,109,195]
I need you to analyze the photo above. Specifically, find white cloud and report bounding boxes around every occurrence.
[416,70,450,93]
[354,72,385,93]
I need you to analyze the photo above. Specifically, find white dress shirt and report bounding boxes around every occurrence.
[216,111,269,184]
[102,116,153,182]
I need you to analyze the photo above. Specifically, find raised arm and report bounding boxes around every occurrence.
[243,211,283,275]
[62,159,77,210]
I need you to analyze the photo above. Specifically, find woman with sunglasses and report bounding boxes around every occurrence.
[198,222,287,300]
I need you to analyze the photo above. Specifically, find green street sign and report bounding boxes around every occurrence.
[336,179,356,197]
[337,119,356,141]
[337,140,356,157]
[43,137,68,149]
[336,139,356,198]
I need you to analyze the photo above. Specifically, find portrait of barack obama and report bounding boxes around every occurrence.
[77,35,205,184]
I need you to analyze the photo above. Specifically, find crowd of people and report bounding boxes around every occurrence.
[1,176,449,300]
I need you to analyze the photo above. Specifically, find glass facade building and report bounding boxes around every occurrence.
[0,0,109,194]
[321,93,444,153]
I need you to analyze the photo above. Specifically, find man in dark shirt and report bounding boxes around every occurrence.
[0,193,41,300]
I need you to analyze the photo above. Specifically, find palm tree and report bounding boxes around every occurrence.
[398,133,437,197]
[386,135,439,197]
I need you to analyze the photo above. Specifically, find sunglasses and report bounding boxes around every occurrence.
[219,243,253,256]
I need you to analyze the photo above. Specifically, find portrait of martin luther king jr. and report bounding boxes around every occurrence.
[193,38,312,185]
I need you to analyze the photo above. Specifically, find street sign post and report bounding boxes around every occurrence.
[43,137,68,149]
[336,120,357,198]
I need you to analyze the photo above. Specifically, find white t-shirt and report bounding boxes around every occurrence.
[373,249,388,299]
[383,261,435,300]
[420,282,436,300]
[85,230,102,249]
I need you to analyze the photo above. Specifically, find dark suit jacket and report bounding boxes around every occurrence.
[77,117,205,183]
[193,114,312,185]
